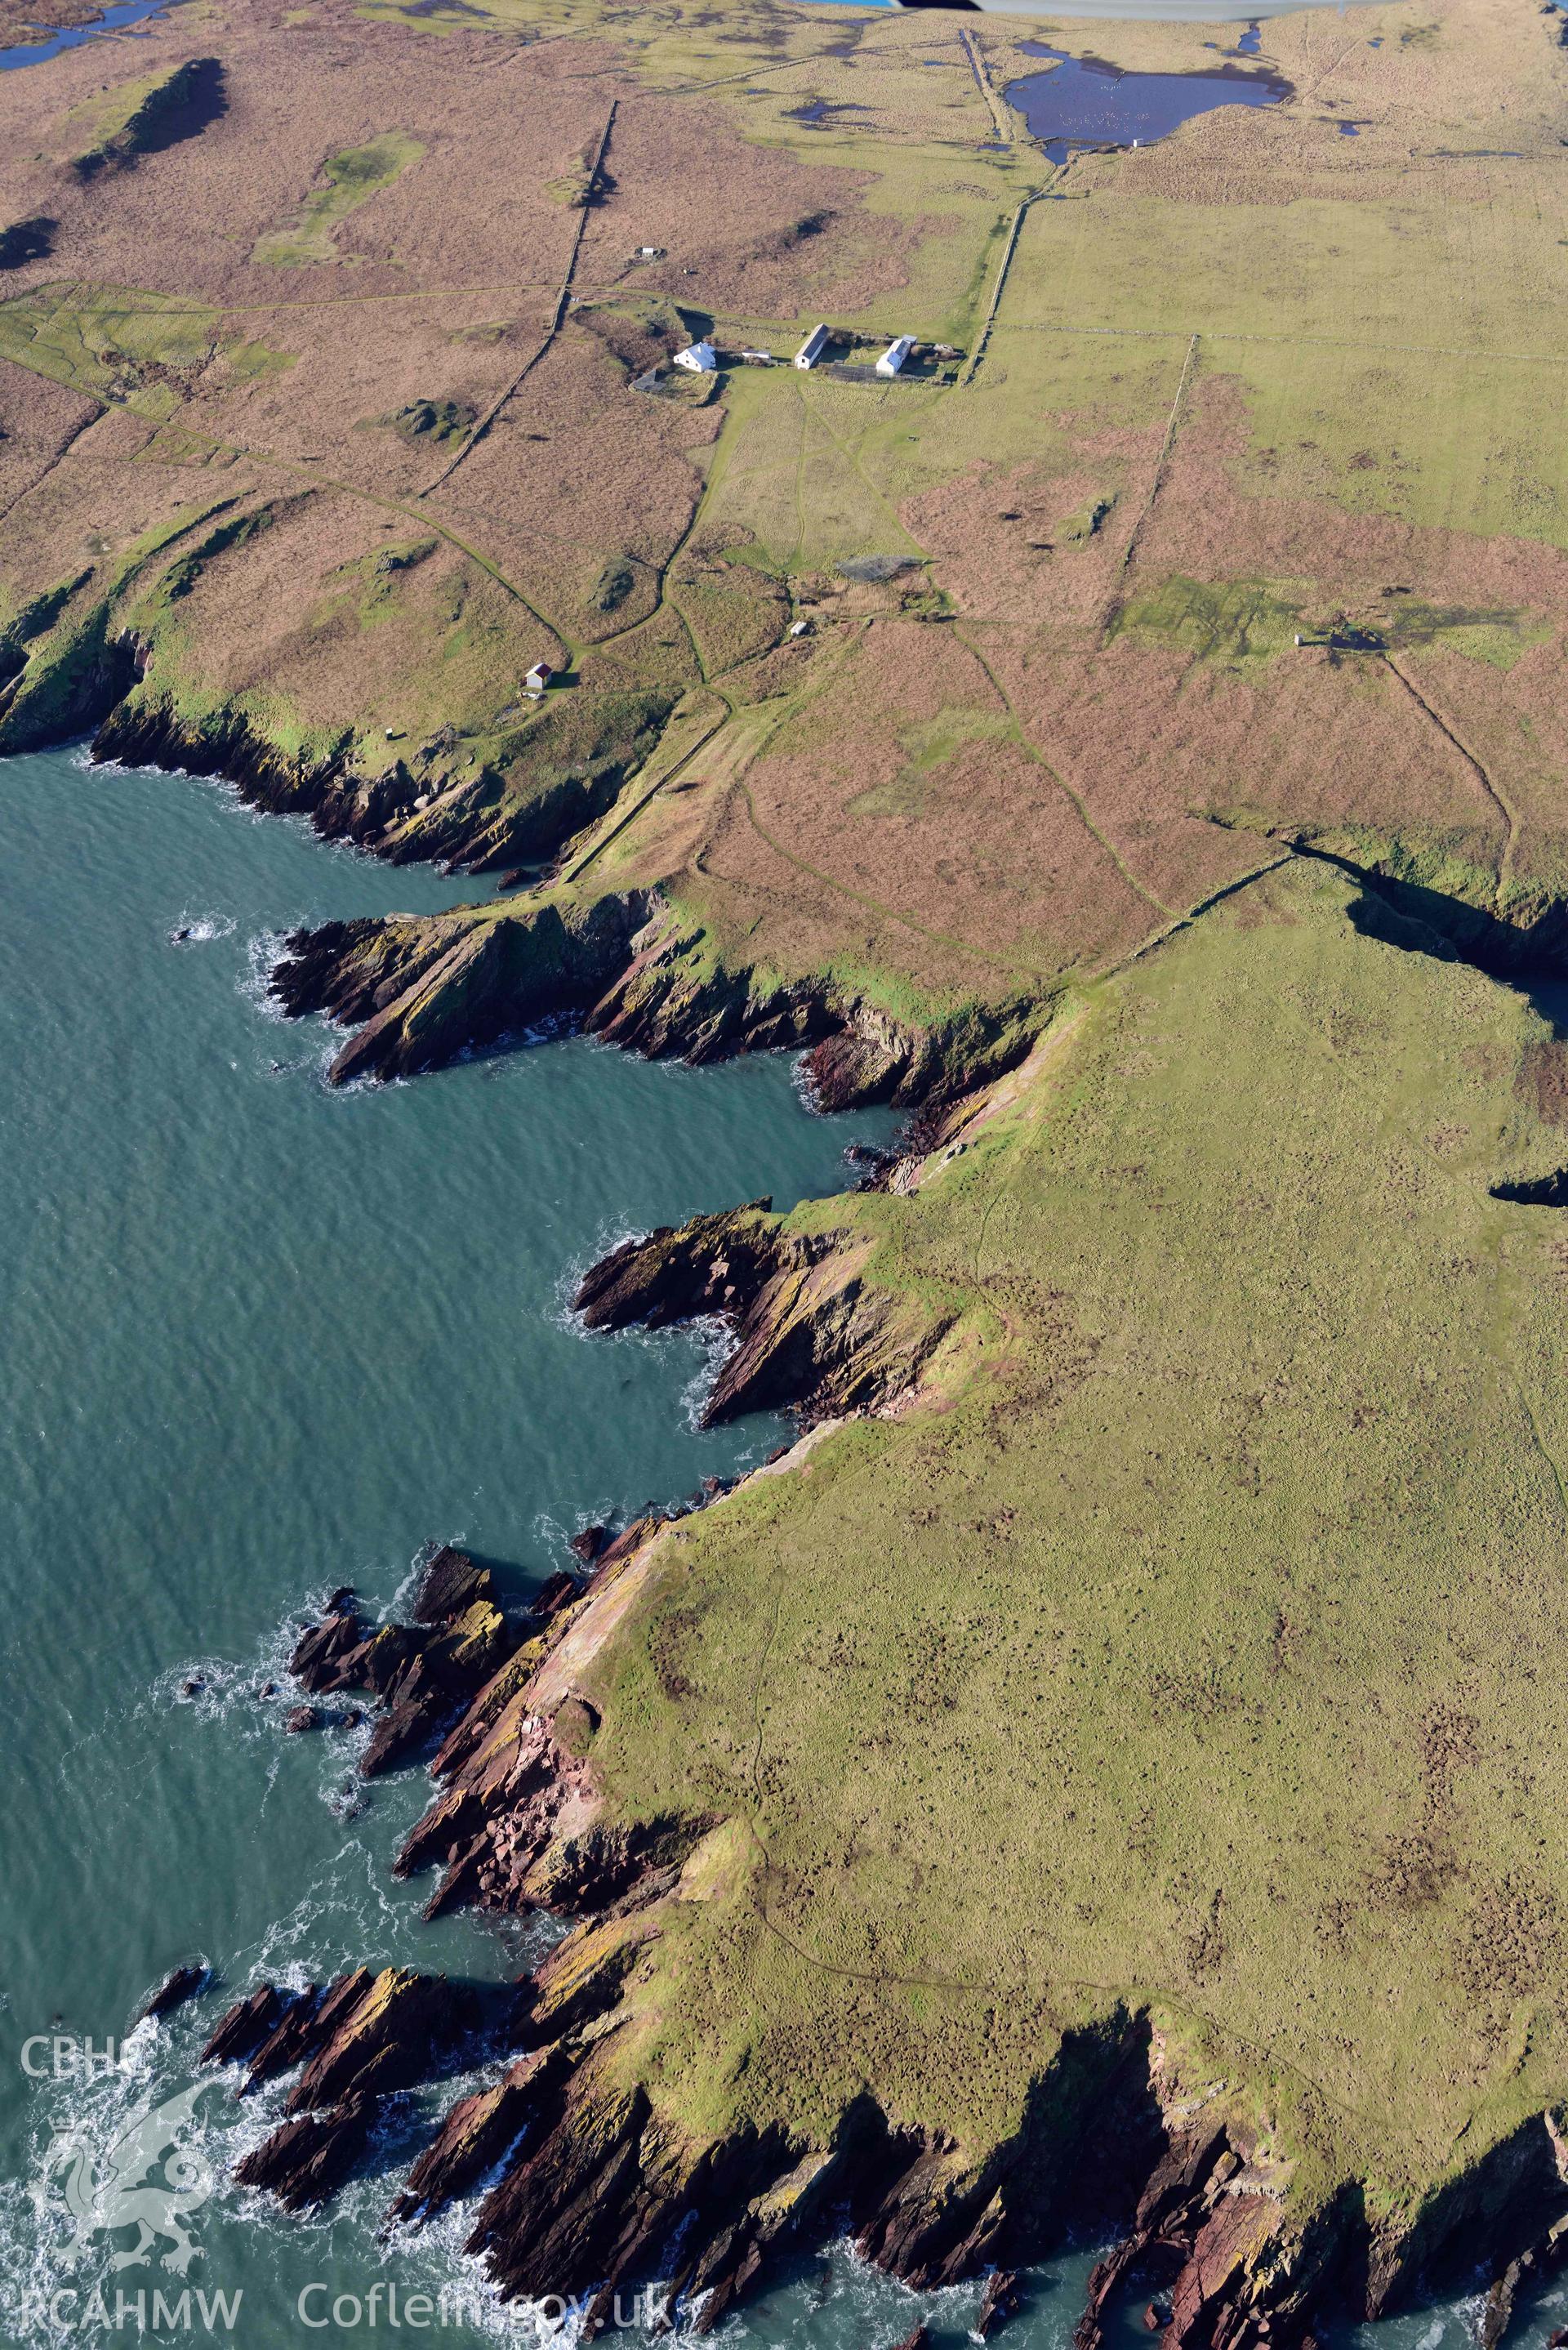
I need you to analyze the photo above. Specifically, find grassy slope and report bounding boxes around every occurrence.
[252,131,427,266]
[11,0,1568,947]
[5,0,1568,2259]
[575,858,1568,2220]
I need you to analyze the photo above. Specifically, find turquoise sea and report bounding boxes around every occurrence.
[0,745,1548,2350]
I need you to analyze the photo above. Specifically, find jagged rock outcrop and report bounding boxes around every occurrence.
[389,2046,564,2227]
[1076,2103,1303,2350]
[554,916,1040,1111]
[289,1545,522,1777]
[393,1706,597,1918]
[198,1982,291,2068]
[209,1964,529,2210]
[234,2097,376,2211]
[977,2272,1022,2337]
[1481,2204,1568,2350]
[270,894,1043,1104]
[271,894,654,1084]
[572,1202,951,1426]
[138,1964,209,2024]
[95,693,366,836]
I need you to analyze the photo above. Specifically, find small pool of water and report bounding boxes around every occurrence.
[0,0,176,70]
[1006,38,1290,157]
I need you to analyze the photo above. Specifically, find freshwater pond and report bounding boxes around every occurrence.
[1004,37,1290,155]
[0,0,177,71]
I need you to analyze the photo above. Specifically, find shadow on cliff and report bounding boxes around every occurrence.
[1321,849,1568,1016]
[1325,2109,1568,2330]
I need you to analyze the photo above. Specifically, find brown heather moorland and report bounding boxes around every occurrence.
[11,0,1568,2331]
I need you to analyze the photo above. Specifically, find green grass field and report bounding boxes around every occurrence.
[574,857,1568,2236]
[252,131,426,266]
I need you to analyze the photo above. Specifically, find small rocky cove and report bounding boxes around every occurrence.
[167,1051,1568,2349]
[10,685,1568,2343]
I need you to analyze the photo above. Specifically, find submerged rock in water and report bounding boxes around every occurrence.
[978,2271,1022,2338]
[138,1963,209,2024]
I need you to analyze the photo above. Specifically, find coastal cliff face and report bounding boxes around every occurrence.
[271,890,1045,1105]
[0,523,682,882]
[270,894,657,1084]
[87,677,679,878]
[572,1201,954,1425]
[217,1510,1568,2343]
[199,862,1568,2346]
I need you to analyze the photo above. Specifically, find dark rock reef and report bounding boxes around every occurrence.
[207,1964,528,2210]
[289,1545,528,1777]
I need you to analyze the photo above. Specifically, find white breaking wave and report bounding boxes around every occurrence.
[167,912,238,947]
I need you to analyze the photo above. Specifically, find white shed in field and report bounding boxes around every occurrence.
[525,662,555,693]
[674,340,717,372]
[875,335,915,378]
[794,323,831,370]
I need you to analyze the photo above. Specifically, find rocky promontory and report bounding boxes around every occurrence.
[572,1201,952,1425]
[289,1544,523,1777]
[204,1501,1568,2339]
[199,880,1568,2344]
[270,893,1044,1104]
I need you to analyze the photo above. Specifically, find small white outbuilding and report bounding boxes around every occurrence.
[525,662,555,693]
[875,335,915,378]
[674,340,717,373]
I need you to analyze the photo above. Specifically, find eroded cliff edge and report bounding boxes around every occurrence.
[194,860,1568,2348]
[268,888,1045,1106]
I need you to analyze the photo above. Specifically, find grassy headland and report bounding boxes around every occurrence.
[6,0,1568,2319]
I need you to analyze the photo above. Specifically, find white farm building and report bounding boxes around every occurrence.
[794,323,831,370]
[674,340,717,372]
[875,335,915,378]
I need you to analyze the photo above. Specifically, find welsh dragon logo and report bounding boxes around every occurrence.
[47,2081,214,2273]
